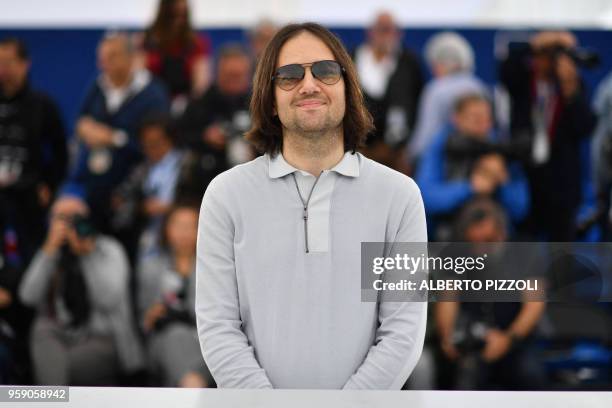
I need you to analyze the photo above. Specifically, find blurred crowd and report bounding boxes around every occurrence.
[1,0,611,390]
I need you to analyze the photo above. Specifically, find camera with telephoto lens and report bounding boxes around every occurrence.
[508,41,600,70]
[445,132,532,164]
[540,45,600,69]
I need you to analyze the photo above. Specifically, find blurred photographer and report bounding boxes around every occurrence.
[112,113,185,262]
[435,198,546,390]
[137,202,212,387]
[18,195,143,385]
[178,43,253,192]
[416,93,529,240]
[499,31,596,241]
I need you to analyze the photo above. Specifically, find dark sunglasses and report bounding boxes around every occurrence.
[272,60,345,91]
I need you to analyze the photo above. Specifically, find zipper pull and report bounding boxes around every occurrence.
[303,207,308,221]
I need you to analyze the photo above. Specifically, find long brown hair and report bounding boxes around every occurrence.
[245,22,374,156]
[146,0,196,51]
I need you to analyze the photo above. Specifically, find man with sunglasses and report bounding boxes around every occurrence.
[196,23,427,389]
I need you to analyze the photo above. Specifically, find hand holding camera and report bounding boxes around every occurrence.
[555,53,579,99]
[526,31,599,99]
[42,214,71,256]
[42,213,96,257]
[470,153,509,195]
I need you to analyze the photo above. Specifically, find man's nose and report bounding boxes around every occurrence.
[298,67,320,94]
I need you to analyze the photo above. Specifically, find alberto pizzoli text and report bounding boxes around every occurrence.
[371,254,538,292]
[372,279,538,292]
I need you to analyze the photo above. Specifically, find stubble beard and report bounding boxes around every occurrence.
[294,112,341,138]
[283,92,344,135]
[282,112,343,157]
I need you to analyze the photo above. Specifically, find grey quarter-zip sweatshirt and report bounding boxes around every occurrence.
[196,151,427,389]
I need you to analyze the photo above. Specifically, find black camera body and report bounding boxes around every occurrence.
[508,41,600,70]
[152,303,193,333]
[452,318,488,354]
[71,214,96,238]
[445,132,531,167]
[541,45,600,69]
[56,213,96,238]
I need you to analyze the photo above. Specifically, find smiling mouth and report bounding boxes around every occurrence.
[295,100,326,108]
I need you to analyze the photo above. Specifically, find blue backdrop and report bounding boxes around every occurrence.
[1,27,610,135]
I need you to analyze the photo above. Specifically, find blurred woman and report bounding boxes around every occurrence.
[137,202,212,387]
[140,0,212,115]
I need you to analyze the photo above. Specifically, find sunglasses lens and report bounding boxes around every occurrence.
[312,61,342,85]
[275,64,304,90]
[274,61,343,90]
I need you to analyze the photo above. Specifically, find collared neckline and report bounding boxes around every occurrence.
[268,151,360,179]
[97,68,151,96]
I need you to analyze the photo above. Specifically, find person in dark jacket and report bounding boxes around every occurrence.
[0,38,66,382]
[353,12,424,172]
[499,31,596,241]
[69,32,169,233]
[435,198,546,390]
[0,37,67,265]
[178,44,253,197]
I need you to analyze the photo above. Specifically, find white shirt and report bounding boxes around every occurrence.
[98,69,152,114]
[355,45,398,99]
